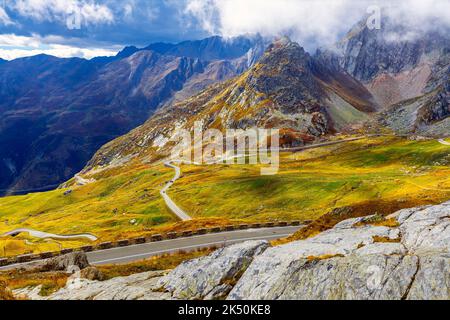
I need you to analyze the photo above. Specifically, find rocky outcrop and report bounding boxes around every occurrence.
[229,201,450,300]
[80,267,105,281]
[158,241,269,300]
[18,252,90,273]
[17,202,450,300]
[15,271,169,301]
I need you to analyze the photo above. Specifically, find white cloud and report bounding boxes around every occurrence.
[0,33,118,60]
[184,0,450,50]
[383,0,450,35]
[123,3,133,18]
[0,6,14,25]
[13,0,114,26]
[0,46,117,60]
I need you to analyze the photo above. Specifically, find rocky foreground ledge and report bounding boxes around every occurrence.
[17,201,450,300]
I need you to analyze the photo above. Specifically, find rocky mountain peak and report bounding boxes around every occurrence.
[338,16,449,83]
[264,36,308,61]
[82,37,379,172]
[116,46,140,59]
[313,16,450,135]
[246,37,322,111]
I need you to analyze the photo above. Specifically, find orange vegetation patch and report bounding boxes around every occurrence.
[284,198,440,243]
[0,281,15,300]
[0,271,68,297]
[372,236,401,243]
[98,248,214,280]
[353,216,400,228]
[278,128,315,147]
[307,254,345,262]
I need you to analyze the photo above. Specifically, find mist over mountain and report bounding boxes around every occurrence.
[317,16,449,135]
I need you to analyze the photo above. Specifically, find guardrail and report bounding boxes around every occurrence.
[0,220,309,268]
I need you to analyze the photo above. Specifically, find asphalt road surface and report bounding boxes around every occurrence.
[161,161,192,221]
[0,226,301,270]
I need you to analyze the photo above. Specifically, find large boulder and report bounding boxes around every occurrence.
[19,252,90,273]
[158,241,270,300]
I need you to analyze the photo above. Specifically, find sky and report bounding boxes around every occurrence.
[0,0,449,60]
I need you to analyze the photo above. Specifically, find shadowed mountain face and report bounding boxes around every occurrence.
[146,35,265,62]
[83,38,378,173]
[0,36,266,196]
[316,18,449,135]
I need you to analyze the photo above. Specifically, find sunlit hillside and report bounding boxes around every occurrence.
[0,136,449,257]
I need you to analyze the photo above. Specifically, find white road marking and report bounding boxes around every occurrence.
[91,233,293,265]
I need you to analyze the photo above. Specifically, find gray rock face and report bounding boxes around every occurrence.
[16,271,169,301]
[158,240,269,300]
[231,254,419,300]
[336,19,449,83]
[18,252,90,273]
[17,241,268,301]
[228,201,450,300]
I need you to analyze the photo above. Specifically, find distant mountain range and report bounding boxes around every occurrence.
[0,17,448,195]
[0,35,266,195]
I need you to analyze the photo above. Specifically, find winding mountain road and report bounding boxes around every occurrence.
[0,226,301,270]
[438,139,450,146]
[161,161,194,221]
[0,229,97,241]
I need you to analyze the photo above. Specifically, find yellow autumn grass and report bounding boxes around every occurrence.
[0,136,449,256]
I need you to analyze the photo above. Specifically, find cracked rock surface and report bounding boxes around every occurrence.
[158,240,269,300]
[15,271,170,300]
[228,201,450,300]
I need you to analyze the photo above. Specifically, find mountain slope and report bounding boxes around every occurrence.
[145,35,265,62]
[0,36,265,196]
[83,38,377,173]
[317,18,449,135]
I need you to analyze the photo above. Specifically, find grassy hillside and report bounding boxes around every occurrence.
[169,136,450,221]
[0,136,449,256]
